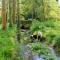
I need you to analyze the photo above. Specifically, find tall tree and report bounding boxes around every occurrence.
[17,0,20,42]
[12,0,17,24]
[21,0,59,20]
[9,0,13,27]
[2,0,7,30]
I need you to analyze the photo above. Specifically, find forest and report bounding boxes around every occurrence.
[0,0,60,60]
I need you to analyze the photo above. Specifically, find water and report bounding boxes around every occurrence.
[20,44,33,60]
[48,46,60,60]
[20,44,44,60]
[18,44,60,60]
[32,47,60,60]
[19,29,60,60]
[33,55,44,60]
[48,46,56,56]
[57,57,60,60]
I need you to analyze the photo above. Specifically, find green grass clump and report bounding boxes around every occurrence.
[0,27,17,60]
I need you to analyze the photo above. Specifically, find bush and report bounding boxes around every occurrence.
[30,20,55,33]
[30,19,60,56]
[29,43,56,60]
[30,20,40,32]
[30,20,47,33]
[0,16,2,24]
[54,36,60,52]
[54,36,60,47]
[45,31,56,45]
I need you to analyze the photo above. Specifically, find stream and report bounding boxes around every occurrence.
[19,29,60,60]
[19,44,60,60]
[48,46,60,60]
[32,54,44,60]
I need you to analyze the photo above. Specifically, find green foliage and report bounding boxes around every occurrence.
[0,0,60,59]
[30,20,41,32]
[0,16,2,24]
[45,31,56,45]
[54,35,60,48]
[21,0,60,20]
[21,37,31,44]
[30,20,55,33]
[0,27,17,60]
[29,43,56,60]
[30,19,60,53]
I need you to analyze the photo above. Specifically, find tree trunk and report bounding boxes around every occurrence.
[2,0,7,30]
[12,0,16,24]
[9,0,13,27]
[17,0,20,42]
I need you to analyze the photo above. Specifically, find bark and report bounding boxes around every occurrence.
[9,0,13,27]
[17,0,20,42]
[12,0,16,24]
[2,0,7,30]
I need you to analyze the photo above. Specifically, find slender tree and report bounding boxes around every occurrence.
[12,0,16,24]
[9,0,13,27]
[32,0,36,19]
[2,0,7,30]
[17,0,20,42]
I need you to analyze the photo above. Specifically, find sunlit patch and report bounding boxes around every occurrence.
[58,0,60,6]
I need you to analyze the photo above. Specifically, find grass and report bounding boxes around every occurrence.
[0,26,17,60]
[0,19,60,60]
[30,19,60,52]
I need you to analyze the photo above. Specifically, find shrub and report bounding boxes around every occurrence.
[44,20,55,28]
[30,20,55,33]
[29,43,56,60]
[45,31,56,45]
[54,36,60,50]
[30,20,47,33]
[0,16,2,24]
[30,20,40,32]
